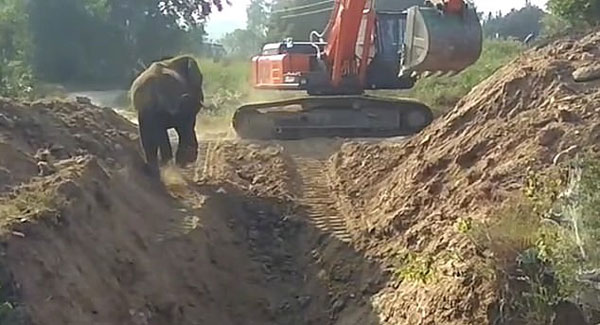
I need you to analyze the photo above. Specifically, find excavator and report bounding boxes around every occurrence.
[231,0,482,140]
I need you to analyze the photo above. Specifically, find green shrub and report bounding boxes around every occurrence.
[464,155,600,323]
[548,0,600,27]
[195,57,289,131]
[0,59,35,99]
[0,0,35,99]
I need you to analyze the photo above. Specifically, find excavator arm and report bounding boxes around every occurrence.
[232,0,483,140]
[320,0,481,91]
[322,0,372,88]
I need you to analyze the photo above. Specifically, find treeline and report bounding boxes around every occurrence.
[481,0,599,42]
[482,5,546,41]
[222,0,600,58]
[1,0,598,99]
[0,0,215,98]
[221,0,422,58]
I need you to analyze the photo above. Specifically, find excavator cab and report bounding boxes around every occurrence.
[400,0,482,77]
[365,11,413,89]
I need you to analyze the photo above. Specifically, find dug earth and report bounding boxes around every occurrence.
[1,30,600,324]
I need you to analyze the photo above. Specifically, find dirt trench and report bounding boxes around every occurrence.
[10,29,600,324]
[0,100,390,325]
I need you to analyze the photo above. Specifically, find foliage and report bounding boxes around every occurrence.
[0,0,34,98]
[158,0,226,27]
[247,0,270,36]
[406,39,524,114]
[540,13,576,39]
[483,5,546,41]
[193,57,286,131]
[0,0,236,94]
[222,29,265,58]
[26,0,208,87]
[548,0,600,27]
[200,58,251,109]
[268,0,421,41]
[221,0,269,58]
[463,155,600,324]
[391,252,439,284]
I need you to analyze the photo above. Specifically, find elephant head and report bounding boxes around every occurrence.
[161,55,204,113]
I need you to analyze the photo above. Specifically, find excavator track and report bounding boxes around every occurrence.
[232,95,434,140]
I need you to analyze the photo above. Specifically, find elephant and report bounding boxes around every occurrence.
[130,55,204,175]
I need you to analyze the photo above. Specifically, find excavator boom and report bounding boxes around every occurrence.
[232,0,483,140]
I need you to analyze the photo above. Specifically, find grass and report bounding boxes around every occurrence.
[458,155,600,324]
[0,185,63,231]
[408,39,525,114]
[194,57,289,133]
[195,39,525,125]
[391,251,440,285]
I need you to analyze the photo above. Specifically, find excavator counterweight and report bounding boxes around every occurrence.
[232,0,482,140]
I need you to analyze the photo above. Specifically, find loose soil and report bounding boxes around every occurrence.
[1,30,600,325]
[0,99,387,325]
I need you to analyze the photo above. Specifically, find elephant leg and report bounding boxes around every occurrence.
[175,118,198,167]
[138,113,160,176]
[158,128,173,166]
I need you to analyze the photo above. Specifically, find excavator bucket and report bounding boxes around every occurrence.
[402,3,482,76]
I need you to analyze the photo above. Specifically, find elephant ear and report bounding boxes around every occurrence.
[180,58,204,108]
[186,58,203,90]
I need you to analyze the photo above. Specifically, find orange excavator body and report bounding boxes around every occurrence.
[233,0,483,140]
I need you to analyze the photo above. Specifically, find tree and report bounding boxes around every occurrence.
[25,0,224,87]
[548,0,600,26]
[0,0,229,95]
[221,0,269,58]
[0,0,34,97]
[222,29,264,57]
[157,0,226,27]
[483,5,546,41]
[247,0,269,37]
[267,0,421,41]
[540,13,574,39]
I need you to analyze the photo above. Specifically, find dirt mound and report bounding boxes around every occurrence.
[0,97,140,182]
[5,30,600,325]
[0,98,388,325]
[329,31,600,323]
[199,141,292,199]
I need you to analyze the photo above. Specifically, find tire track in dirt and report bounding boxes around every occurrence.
[177,138,353,243]
[171,140,219,183]
[291,155,352,243]
[193,138,353,244]
[156,140,219,242]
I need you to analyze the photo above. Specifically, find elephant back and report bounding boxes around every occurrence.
[162,55,204,103]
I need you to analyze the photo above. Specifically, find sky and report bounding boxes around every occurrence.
[204,0,549,40]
